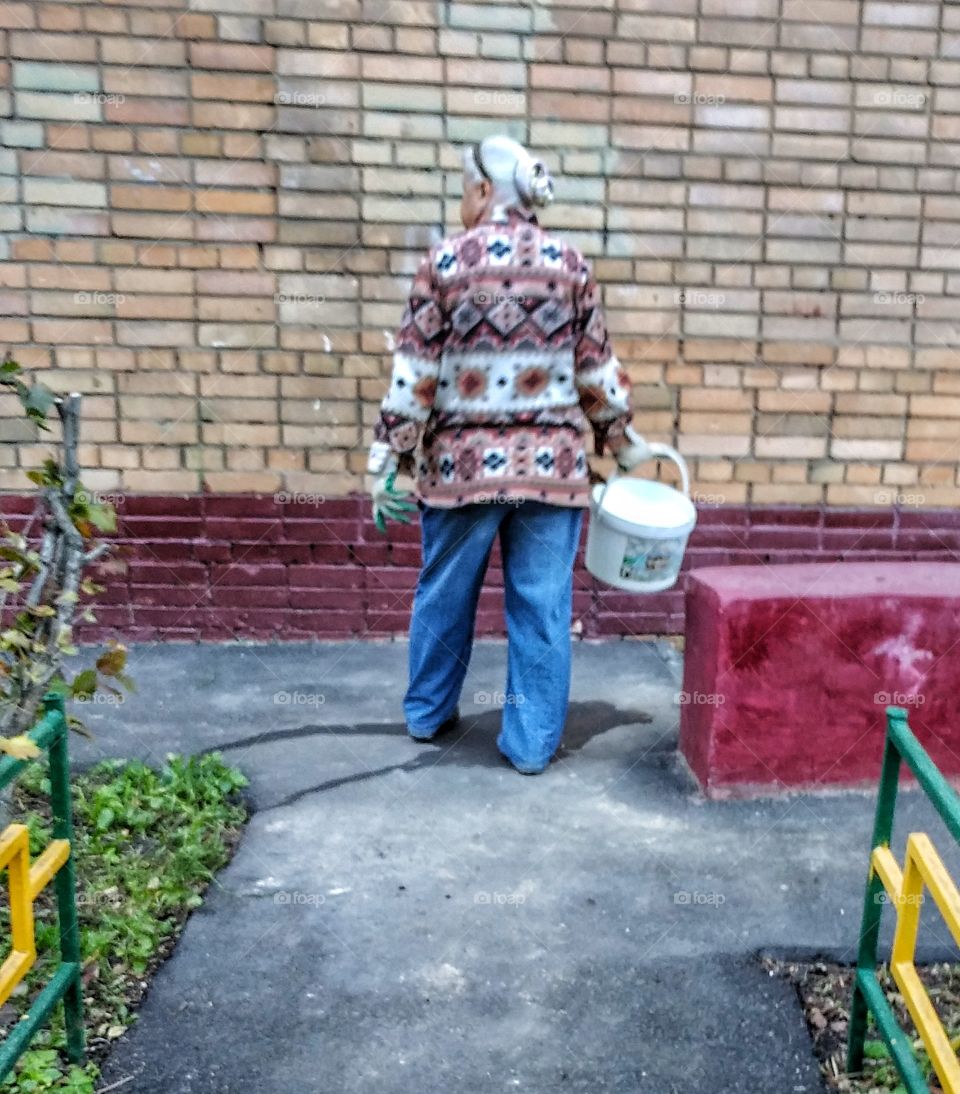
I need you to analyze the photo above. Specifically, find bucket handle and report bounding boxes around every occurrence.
[595,442,691,512]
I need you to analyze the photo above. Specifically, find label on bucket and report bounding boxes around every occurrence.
[620,534,686,583]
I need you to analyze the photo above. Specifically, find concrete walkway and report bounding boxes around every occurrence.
[74,640,958,1093]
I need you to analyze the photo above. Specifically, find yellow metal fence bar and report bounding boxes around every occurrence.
[867,829,960,1093]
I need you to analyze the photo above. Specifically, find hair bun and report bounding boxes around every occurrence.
[514,156,555,208]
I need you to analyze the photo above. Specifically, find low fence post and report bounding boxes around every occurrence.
[45,692,84,1063]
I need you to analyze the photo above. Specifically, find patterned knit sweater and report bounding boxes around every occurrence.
[373,206,634,509]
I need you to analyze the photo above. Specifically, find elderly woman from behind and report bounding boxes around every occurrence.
[367,134,652,775]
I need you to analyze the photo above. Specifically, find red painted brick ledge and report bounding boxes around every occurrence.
[2,493,959,643]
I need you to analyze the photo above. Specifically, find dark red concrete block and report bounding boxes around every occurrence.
[689,524,751,549]
[204,495,282,519]
[123,495,202,517]
[125,539,197,561]
[899,507,960,530]
[312,542,354,563]
[78,623,154,644]
[119,516,205,539]
[747,505,822,527]
[477,588,504,612]
[206,607,287,635]
[293,564,363,589]
[352,542,391,565]
[746,526,822,550]
[364,610,411,633]
[205,517,283,542]
[474,611,506,635]
[0,495,39,516]
[364,566,418,592]
[285,496,359,519]
[285,518,359,543]
[82,606,133,628]
[823,508,895,529]
[88,583,131,606]
[210,562,287,586]
[896,528,958,552]
[364,517,421,544]
[131,606,198,628]
[822,528,895,552]
[128,560,207,584]
[155,627,202,641]
[694,504,749,526]
[193,542,232,563]
[386,543,422,568]
[208,585,289,609]
[367,590,414,613]
[233,542,312,564]
[684,548,729,568]
[293,589,364,611]
[592,611,670,635]
[680,562,960,798]
[130,585,206,608]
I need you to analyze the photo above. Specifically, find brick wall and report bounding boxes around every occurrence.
[7,493,960,641]
[3,0,960,639]
[1,0,960,506]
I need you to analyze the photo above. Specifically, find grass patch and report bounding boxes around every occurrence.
[769,957,960,1092]
[0,752,248,1092]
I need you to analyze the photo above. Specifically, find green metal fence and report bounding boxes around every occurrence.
[847,704,960,1092]
[0,692,84,1080]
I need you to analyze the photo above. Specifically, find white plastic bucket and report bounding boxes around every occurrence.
[585,443,697,593]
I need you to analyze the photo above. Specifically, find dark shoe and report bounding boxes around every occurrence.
[498,750,548,775]
[408,707,460,742]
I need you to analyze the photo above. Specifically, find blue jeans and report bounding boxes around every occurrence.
[404,500,584,773]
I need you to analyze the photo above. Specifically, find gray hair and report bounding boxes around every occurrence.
[462,135,555,212]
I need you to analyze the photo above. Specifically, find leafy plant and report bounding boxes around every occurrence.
[0,751,248,1091]
[0,356,131,758]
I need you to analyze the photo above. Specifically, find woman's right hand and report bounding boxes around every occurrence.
[367,442,416,533]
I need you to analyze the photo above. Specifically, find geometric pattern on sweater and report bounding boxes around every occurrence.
[373,206,634,508]
[416,422,592,509]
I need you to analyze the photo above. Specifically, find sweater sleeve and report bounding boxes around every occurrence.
[372,252,448,457]
[572,258,634,458]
